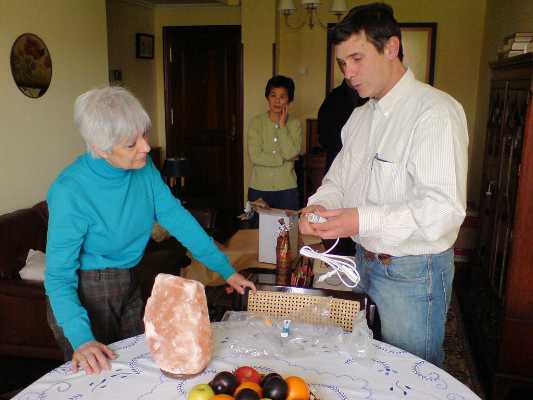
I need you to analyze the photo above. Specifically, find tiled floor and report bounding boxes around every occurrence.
[443,295,485,398]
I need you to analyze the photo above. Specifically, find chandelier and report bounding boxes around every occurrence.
[279,0,348,30]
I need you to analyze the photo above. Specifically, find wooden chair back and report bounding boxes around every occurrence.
[243,284,377,333]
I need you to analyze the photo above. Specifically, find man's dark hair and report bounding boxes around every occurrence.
[329,2,403,61]
[265,75,295,102]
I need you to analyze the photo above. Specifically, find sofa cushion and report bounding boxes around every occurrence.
[0,200,189,361]
[19,249,46,281]
[0,205,48,280]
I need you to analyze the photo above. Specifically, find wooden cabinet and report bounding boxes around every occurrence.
[464,53,533,398]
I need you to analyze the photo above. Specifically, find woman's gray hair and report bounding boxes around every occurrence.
[74,86,151,157]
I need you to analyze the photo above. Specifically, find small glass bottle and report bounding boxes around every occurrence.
[276,219,290,285]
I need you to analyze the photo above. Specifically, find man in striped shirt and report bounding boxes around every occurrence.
[299,3,468,367]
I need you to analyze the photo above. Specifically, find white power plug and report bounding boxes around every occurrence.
[306,213,327,224]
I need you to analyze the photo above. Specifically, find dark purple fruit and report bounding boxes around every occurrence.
[209,371,239,395]
[235,388,260,400]
[262,376,288,400]
[260,372,283,387]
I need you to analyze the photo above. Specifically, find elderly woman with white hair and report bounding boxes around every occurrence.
[44,86,255,375]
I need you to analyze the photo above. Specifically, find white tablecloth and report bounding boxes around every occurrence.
[14,322,480,400]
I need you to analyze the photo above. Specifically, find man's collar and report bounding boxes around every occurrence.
[369,69,415,117]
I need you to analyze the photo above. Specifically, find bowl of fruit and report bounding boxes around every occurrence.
[187,365,319,400]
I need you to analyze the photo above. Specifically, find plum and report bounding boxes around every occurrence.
[262,376,288,400]
[260,372,283,387]
[235,388,260,400]
[209,371,239,395]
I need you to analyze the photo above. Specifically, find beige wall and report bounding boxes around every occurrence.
[153,4,242,157]
[151,2,278,201]
[0,0,108,214]
[279,0,487,203]
[472,0,533,206]
[107,0,157,146]
[242,0,277,201]
[143,1,492,206]
[4,1,528,214]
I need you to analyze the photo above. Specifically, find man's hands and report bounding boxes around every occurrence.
[72,340,116,375]
[226,272,256,295]
[299,205,327,235]
[299,206,359,239]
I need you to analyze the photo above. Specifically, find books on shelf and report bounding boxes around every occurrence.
[499,32,533,58]
[505,32,533,41]
[506,50,528,58]
[512,36,533,42]
[503,41,531,51]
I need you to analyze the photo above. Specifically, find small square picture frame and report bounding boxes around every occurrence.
[136,33,154,59]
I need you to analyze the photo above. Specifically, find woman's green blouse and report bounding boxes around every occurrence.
[247,112,302,191]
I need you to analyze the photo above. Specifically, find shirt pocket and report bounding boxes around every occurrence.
[367,154,399,204]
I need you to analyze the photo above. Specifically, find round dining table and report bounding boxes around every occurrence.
[13,319,480,400]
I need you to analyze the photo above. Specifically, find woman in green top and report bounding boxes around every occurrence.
[247,75,302,210]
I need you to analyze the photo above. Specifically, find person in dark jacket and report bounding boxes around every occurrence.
[317,79,367,173]
[317,80,367,256]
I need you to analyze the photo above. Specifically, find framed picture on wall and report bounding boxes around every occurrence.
[136,33,154,59]
[326,22,437,93]
[399,23,437,84]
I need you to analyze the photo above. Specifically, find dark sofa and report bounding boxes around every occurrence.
[0,201,189,360]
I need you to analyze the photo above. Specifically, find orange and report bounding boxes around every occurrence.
[212,395,234,399]
[234,381,263,398]
[285,376,310,400]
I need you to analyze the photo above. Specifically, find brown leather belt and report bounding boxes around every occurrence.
[363,248,392,265]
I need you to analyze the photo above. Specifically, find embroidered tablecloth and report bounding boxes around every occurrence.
[14,322,480,400]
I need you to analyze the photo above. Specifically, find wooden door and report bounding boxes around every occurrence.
[163,26,243,212]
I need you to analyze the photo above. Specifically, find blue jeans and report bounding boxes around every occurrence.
[355,244,454,367]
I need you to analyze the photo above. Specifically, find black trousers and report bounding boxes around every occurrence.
[248,187,300,210]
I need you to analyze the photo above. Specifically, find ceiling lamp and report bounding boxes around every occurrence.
[279,0,347,30]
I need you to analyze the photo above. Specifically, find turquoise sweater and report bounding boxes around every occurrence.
[44,154,235,350]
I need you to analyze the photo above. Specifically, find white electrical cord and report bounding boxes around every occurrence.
[299,238,360,288]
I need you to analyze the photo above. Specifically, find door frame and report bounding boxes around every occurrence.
[162,25,244,210]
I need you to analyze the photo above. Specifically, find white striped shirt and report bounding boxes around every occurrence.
[308,69,468,256]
